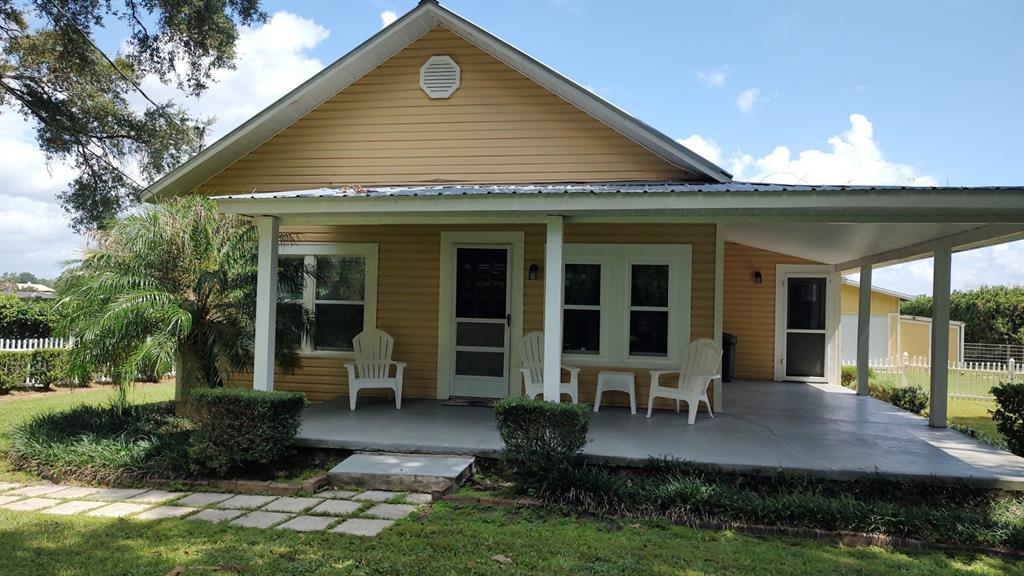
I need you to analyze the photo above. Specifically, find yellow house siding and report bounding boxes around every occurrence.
[894,317,962,363]
[233,223,714,406]
[197,27,693,195]
[839,283,901,315]
[723,242,815,382]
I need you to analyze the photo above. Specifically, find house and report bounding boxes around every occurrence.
[838,278,965,364]
[1,282,56,300]
[146,0,1024,451]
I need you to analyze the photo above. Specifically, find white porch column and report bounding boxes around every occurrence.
[856,264,872,396]
[713,225,725,411]
[542,215,564,402]
[253,216,279,392]
[929,246,952,428]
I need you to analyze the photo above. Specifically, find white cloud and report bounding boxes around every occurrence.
[681,114,940,186]
[853,240,1024,296]
[697,66,730,88]
[736,88,760,113]
[0,11,330,277]
[380,10,398,28]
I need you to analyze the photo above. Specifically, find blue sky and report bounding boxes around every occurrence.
[1,0,1022,293]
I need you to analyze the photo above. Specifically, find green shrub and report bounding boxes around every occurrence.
[28,348,71,388]
[0,351,29,393]
[840,365,877,390]
[494,397,590,495]
[188,388,306,476]
[9,402,191,483]
[888,386,929,414]
[992,381,1024,457]
[0,294,54,339]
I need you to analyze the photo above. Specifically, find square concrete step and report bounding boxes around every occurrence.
[328,452,474,492]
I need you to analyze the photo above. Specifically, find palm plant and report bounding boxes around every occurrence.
[55,196,308,408]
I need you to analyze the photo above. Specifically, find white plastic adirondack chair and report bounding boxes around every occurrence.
[520,331,580,403]
[647,338,722,424]
[345,329,406,411]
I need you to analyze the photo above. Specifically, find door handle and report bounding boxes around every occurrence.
[506,314,511,327]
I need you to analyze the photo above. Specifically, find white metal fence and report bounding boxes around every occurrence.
[843,352,1022,400]
[0,338,71,352]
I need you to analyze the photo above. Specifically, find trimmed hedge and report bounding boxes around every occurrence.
[494,397,590,495]
[889,386,929,415]
[188,387,306,476]
[992,381,1024,457]
[0,351,28,393]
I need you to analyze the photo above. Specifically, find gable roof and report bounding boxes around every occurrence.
[840,277,913,301]
[145,1,731,199]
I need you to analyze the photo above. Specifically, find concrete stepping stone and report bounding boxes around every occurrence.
[328,453,474,492]
[1,497,62,511]
[48,486,100,499]
[230,511,292,529]
[363,503,417,520]
[216,495,278,509]
[134,506,198,520]
[175,492,234,507]
[9,485,66,497]
[0,495,24,507]
[87,488,148,501]
[331,518,394,537]
[187,508,245,523]
[0,482,24,492]
[277,515,336,532]
[404,493,432,505]
[87,502,151,518]
[318,489,359,499]
[41,500,107,516]
[352,490,402,502]
[262,496,323,513]
[309,499,361,516]
[126,490,187,504]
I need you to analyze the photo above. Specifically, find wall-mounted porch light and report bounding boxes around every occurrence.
[528,264,540,281]
[753,271,763,285]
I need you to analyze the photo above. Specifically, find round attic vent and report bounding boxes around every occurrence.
[420,55,460,99]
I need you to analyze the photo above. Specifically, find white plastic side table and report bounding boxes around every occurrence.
[594,371,637,414]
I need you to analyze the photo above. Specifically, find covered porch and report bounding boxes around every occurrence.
[296,379,1024,490]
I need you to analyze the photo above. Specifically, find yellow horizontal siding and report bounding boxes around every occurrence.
[237,223,714,407]
[197,27,692,194]
[723,242,815,382]
[840,283,901,315]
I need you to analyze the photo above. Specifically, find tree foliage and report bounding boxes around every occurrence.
[54,196,308,405]
[901,286,1024,345]
[0,0,264,231]
[0,294,53,338]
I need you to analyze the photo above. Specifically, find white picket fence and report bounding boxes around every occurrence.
[843,352,1022,400]
[0,338,71,351]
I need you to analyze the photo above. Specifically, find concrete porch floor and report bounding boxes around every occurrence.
[296,380,1024,490]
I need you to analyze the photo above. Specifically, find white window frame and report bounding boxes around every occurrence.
[562,244,691,368]
[279,243,378,357]
[625,260,673,360]
[561,261,604,356]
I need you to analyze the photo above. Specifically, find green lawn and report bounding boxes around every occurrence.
[1,505,1020,575]
[949,398,1002,440]
[0,382,175,482]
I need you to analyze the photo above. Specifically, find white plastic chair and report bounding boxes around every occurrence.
[344,329,406,411]
[520,331,580,403]
[647,338,722,424]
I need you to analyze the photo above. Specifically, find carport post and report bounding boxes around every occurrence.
[253,216,279,393]
[929,246,951,428]
[856,265,872,396]
[542,215,564,402]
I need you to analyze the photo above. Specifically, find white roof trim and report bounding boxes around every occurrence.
[144,1,729,199]
[840,277,913,301]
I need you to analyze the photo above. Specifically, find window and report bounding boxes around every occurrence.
[278,244,378,354]
[561,244,691,366]
[562,263,601,354]
[628,264,670,357]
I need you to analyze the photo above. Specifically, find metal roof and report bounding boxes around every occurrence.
[212,182,1024,201]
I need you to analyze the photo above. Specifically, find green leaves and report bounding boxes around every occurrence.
[901,286,1024,346]
[54,196,309,401]
[1,0,263,230]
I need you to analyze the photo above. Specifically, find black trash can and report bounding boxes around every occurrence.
[721,333,738,383]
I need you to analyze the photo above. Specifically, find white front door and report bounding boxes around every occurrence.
[778,270,835,383]
[450,245,512,398]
